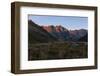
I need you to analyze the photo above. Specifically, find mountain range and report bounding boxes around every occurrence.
[41,25,88,41]
[28,20,88,43]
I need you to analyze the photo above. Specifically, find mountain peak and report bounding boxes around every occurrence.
[41,25,68,32]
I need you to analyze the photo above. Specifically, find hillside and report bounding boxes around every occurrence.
[28,20,58,43]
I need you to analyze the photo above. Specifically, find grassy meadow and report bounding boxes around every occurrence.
[28,42,88,60]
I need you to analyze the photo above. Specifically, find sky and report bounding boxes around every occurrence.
[28,15,88,30]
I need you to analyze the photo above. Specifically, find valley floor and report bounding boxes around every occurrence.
[28,41,88,60]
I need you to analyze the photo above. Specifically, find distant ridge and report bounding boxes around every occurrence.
[78,34,88,42]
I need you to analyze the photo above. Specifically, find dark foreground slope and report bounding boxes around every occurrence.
[28,20,58,43]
